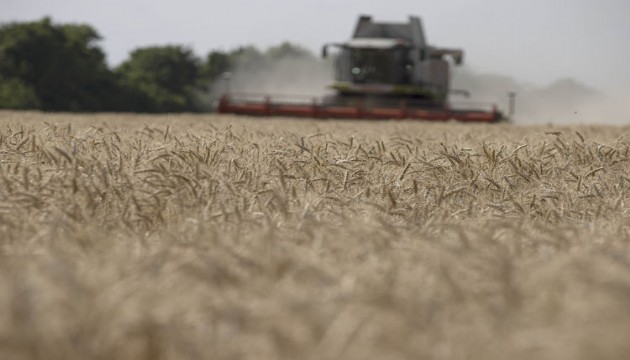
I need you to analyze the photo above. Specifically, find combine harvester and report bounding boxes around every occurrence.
[218,15,505,123]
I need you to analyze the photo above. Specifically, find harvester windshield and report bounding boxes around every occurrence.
[350,48,392,84]
[341,38,409,85]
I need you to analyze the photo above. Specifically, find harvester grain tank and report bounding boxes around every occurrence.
[218,15,504,122]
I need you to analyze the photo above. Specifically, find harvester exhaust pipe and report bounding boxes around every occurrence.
[222,72,232,95]
[321,45,329,58]
[508,91,517,117]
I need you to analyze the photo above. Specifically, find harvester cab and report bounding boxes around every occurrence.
[218,15,504,122]
[322,15,463,107]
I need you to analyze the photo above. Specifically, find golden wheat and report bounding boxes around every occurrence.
[1,110,630,360]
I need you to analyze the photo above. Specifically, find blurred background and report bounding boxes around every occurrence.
[1,0,629,123]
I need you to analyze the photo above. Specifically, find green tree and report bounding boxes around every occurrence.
[0,17,119,111]
[200,43,314,86]
[266,42,313,60]
[228,45,265,69]
[201,50,231,83]
[116,46,202,112]
[0,78,40,109]
[200,46,267,85]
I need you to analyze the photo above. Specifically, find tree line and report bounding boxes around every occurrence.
[0,18,314,112]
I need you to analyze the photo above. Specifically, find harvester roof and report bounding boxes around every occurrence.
[344,38,408,49]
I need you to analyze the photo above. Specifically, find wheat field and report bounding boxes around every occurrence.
[1,110,630,360]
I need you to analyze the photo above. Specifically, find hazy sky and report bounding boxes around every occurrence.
[2,0,629,92]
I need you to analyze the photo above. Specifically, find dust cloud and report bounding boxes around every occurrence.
[210,53,334,104]
[451,67,630,125]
